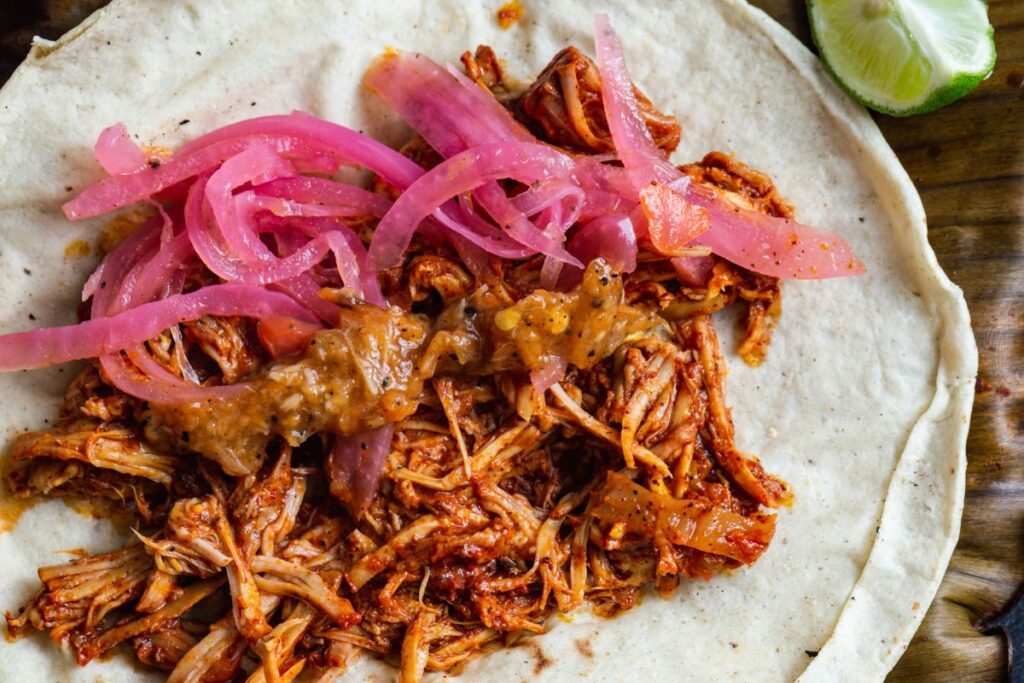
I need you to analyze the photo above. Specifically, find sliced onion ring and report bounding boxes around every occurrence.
[0,285,314,372]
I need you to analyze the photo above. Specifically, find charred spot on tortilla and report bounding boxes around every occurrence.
[509,637,554,674]
[0,15,868,683]
[573,637,594,658]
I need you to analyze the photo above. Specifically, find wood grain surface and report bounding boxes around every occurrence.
[1,1,1022,680]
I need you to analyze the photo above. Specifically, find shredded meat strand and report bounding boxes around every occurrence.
[517,46,681,155]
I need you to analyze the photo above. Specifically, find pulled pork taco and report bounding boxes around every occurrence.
[0,1,975,681]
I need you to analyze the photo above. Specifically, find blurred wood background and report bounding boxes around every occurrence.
[1,0,1022,680]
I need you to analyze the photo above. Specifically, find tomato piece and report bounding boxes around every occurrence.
[257,316,321,359]
[640,183,711,256]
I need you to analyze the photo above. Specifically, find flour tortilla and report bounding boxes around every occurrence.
[0,0,976,680]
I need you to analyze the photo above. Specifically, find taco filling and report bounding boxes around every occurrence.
[0,17,862,682]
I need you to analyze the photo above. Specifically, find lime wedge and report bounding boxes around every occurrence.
[807,0,995,116]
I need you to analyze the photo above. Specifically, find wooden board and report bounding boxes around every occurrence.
[2,1,1022,680]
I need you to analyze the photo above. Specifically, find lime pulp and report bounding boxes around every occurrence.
[807,0,996,116]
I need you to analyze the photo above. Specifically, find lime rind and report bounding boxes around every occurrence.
[807,0,996,116]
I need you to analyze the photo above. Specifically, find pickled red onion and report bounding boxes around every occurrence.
[678,182,866,279]
[593,15,678,190]
[100,350,245,404]
[569,215,638,275]
[65,134,337,220]
[94,123,148,176]
[364,52,532,155]
[328,425,395,517]
[4,18,866,412]
[671,256,716,287]
[365,52,579,264]
[254,176,393,217]
[64,113,423,220]
[530,356,568,395]
[0,285,314,372]
[593,15,864,279]
[369,143,580,269]
[173,112,424,188]
[429,203,535,259]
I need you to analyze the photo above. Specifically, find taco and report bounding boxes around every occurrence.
[0,1,975,681]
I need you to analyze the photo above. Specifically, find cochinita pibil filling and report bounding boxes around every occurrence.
[0,16,862,682]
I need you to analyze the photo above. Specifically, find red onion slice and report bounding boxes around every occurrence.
[569,215,638,275]
[530,356,568,395]
[369,143,580,270]
[593,15,678,190]
[94,123,148,176]
[254,176,393,218]
[0,285,314,372]
[366,52,579,264]
[592,16,864,279]
[327,425,394,517]
[671,256,716,287]
[680,181,866,279]
[65,113,424,220]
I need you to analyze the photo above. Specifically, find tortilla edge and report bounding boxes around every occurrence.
[724,1,977,679]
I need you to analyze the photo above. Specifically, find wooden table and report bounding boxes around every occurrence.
[2,1,1022,680]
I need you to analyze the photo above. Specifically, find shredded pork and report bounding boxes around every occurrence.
[4,43,792,681]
